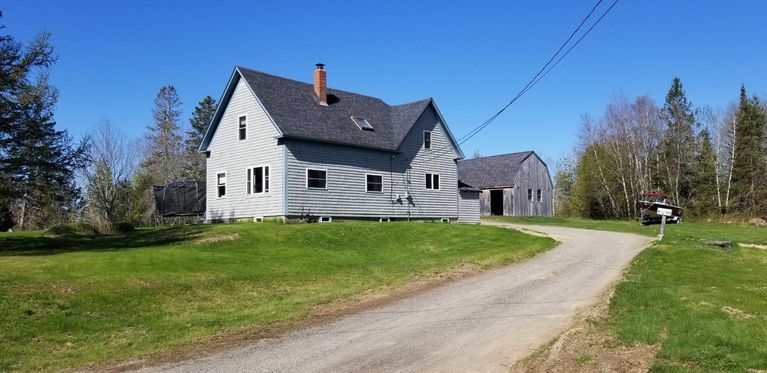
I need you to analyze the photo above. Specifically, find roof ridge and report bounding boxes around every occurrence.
[201,66,462,156]
[237,66,389,105]
[391,97,432,108]
[461,151,534,161]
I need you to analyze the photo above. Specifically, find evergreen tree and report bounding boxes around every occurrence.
[0,171,13,230]
[133,85,183,224]
[0,27,56,138]
[187,96,216,148]
[0,21,57,229]
[731,86,767,215]
[142,85,183,185]
[0,23,88,229]
[691,128,718,215]
[183,96,216,180]
[7,74,88,229]
[658,77,697,207]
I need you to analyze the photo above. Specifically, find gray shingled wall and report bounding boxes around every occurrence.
[205,79,285,221]
[284,105,459,220]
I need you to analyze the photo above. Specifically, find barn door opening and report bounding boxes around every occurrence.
[490,190,504,215]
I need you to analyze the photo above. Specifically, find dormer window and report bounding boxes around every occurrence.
[351,116,374,131]
[238,116,247,140]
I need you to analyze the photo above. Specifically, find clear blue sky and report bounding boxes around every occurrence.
[4,1,766,166]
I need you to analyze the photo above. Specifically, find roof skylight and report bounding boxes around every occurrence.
[352,116,374,131]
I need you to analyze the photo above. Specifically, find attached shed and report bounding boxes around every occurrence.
[457,181,481,224]
[458,151,553,217]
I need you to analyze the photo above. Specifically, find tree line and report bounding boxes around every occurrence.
[555,78,767,220]
[0,18,216,232]
[4,16,765,231]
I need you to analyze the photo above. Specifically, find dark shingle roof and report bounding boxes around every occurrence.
[228,67,436,151]
[457,151,535,189]
[458,180,481,192]
[390,99,432,145]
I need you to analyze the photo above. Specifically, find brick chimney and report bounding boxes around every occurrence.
[313,63,327,106]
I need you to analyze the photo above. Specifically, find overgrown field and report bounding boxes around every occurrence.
[0,222,554,371]
[488,216,767,371]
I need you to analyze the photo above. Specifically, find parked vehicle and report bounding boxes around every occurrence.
[638,193,684,225]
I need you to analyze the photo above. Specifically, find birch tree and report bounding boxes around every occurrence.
[713,105,739,212]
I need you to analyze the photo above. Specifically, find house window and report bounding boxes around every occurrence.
[247,166,270,194]
[238,116,247,140]
[217,173,227,198]
[307,169,327,189]
[527,189,533,201]
[536,189,542,202]
[425,173,440,190]
[423,131,432,149]
[366,174,383,192]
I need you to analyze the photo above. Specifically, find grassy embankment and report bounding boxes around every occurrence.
[486,216,767,372]
[0,221,554,371]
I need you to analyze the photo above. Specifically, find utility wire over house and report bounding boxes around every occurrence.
[428,0,621,161]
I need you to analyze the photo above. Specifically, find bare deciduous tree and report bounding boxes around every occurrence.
[575,96,663,219]
[712,105,738,212]
[82,120,135,231]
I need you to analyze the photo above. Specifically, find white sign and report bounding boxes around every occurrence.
[657,207,673,217]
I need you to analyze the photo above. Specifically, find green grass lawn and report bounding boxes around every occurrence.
[487,216,767,372]
[0,221,554,371]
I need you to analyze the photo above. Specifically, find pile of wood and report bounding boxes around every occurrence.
[700,240,732,249]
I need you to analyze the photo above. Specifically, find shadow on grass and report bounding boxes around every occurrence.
[0,225,211,256]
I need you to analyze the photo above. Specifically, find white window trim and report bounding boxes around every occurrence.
[246,167,252,195]
[216,171,227,199]
[425,173,440,190]
[423,130,432,149]
[238,115,248,140]
[365,173,384,193]
[306,168,328,190]
[246,165,271,196]
[262,165,271,194]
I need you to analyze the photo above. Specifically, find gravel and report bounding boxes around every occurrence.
[142,224,652,373]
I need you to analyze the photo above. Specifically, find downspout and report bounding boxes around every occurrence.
[455,159,459,221]
[283,142,288,219]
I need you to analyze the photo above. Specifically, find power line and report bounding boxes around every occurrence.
[454,0,605,144]
[429,0,621,161]
[522,0,621,100]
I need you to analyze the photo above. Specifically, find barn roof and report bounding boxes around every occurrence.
[199,66,463,157]
[457,151,537,189]
[458,180,481,192]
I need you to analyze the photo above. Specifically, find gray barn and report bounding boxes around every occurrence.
[458,152,553,217]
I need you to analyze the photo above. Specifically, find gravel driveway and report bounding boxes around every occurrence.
[142,223,652,373]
